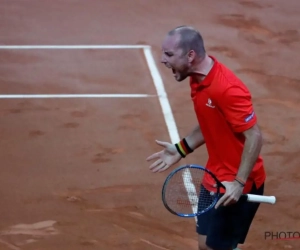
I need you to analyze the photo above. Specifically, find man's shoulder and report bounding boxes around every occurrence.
[213,61,251,94]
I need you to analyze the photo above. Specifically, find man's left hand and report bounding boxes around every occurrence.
[215,181,244,209]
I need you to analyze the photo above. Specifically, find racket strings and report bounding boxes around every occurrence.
[164,168,217,215]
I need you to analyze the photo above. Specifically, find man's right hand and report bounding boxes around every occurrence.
[146,140,182,173]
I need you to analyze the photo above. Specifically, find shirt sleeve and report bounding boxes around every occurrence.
[218,86,257,133]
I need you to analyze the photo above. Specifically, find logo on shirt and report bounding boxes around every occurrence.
[206,98,215,108]
[245,111,255,122]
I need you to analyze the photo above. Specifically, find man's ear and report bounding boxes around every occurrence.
[187,50,196,63]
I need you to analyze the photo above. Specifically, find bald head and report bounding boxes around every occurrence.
[168,26,206,58]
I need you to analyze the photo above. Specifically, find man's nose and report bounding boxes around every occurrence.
[161,54,167,64]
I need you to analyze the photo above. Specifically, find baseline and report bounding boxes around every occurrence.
[0,94,157,99]
[0,45,150,49]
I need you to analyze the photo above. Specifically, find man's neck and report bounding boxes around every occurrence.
[190,54,214,82]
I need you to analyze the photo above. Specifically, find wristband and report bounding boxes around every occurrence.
[175,138,194,158]
[234,177,246,187]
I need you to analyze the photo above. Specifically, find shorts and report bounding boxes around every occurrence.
[196,182,264,250]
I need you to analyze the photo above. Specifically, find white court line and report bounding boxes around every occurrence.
[143,48,180,142]
[143,47,198,221]
[0,94,156,99]
[0,45,150,49]
[182,169,199,215]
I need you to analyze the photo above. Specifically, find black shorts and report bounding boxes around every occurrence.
[196,182,264,250]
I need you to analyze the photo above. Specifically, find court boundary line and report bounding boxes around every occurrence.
[143,47,198,220]
[0,94,157,99]
[0,45,150,49]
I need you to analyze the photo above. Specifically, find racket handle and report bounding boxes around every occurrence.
[245,194,276,204]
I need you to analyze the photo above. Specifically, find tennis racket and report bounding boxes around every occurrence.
[162,164,276,217]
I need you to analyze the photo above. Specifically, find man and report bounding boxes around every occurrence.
[146,26,266,250]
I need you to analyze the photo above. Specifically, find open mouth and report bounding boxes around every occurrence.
[164,63,177,76]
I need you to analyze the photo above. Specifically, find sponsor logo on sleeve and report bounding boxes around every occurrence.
[245,111,255,122]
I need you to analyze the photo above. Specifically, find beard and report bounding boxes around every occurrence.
[175,72,188,82]
[173,66,189,82]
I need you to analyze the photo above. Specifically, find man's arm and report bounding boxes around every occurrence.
[184,125,205,151]
[215,123,263,208]
[236,124,263,183]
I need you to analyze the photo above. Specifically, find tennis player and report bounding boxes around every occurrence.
[146,26,266,250]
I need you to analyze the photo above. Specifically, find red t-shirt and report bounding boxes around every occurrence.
[190,56,266,194]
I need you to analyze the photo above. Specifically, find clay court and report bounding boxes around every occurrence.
[0,1,299,249]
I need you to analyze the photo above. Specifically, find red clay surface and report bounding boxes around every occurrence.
[0,0,300,249]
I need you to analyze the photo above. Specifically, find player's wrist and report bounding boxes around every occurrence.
[234,177,246,187]
[174,138,194,158]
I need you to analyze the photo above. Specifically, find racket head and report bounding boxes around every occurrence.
[162,164,223,217]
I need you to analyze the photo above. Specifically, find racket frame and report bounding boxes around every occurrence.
[162,164,276,218]
[161,164,222,217]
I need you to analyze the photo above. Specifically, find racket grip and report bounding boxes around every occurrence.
[245,194,276,204]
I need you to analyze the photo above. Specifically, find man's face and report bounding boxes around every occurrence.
[161,34,190,82]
